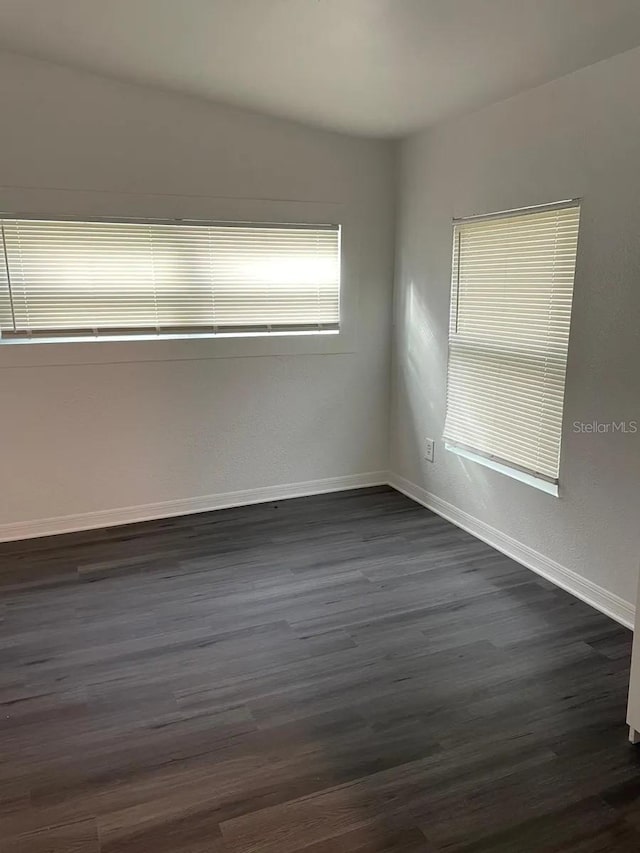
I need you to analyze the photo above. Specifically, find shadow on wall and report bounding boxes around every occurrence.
[397,278,493,511]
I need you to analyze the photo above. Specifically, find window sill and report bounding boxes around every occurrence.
[445,442,559,497]
[0,329,339,346]
[0,327,353,367]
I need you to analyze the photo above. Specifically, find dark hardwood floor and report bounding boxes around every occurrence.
[0,486,638,852]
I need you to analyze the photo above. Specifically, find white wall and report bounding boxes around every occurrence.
[0,52,395,532]
[391,46,640,609]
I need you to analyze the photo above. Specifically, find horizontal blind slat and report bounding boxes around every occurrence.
[445,203,580,481]
[0,218,341,335]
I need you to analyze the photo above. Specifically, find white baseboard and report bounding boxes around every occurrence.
[4,469,634,631]
[388,472,635,630]
[0,472,387,543]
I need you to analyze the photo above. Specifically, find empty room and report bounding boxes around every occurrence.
[1,1,640,850]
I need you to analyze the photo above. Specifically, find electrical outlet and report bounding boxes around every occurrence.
[424,438,434,462]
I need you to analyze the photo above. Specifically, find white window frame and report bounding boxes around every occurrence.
[443,199,581,496]
[0,214,341,344]
[0,198,357,369]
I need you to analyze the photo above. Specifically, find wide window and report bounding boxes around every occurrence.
[0,217,340,340]
[443,201,581,491]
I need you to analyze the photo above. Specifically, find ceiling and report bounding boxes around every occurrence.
[1,0,640,137]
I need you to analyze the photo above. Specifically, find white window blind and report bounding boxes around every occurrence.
[0,217,340,339]
[443,201,581,483]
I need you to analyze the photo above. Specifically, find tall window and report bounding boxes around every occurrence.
[0,217,341,340]
[443,201,581,489]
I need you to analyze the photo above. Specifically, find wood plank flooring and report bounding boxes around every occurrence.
[0,486,638,851]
